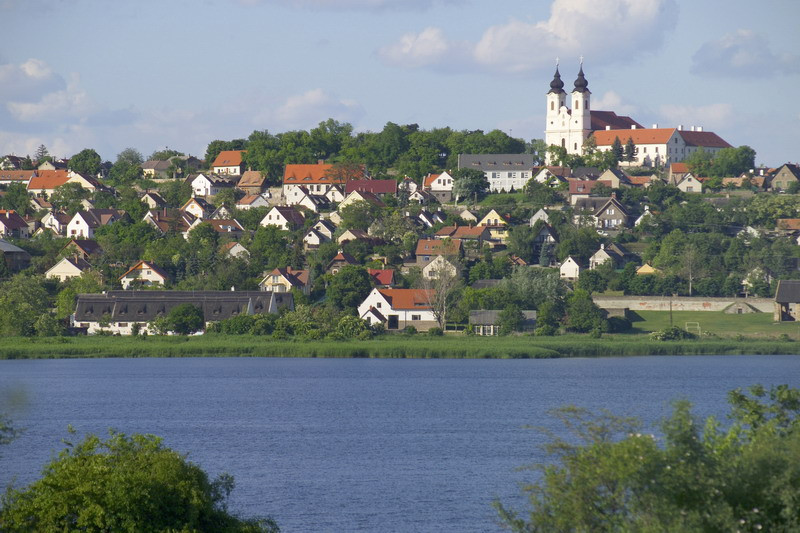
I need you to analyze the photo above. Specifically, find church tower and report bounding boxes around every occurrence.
[570,64,592,149]
[544,65,567,155]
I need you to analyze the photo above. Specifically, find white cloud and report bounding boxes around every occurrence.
[592,91,636,115]
[7,73,91,122]
[270,88,365,130]
[380,0,678,74]
[0,58,65,101]
[658,103,733,130]
[691,29,800,78]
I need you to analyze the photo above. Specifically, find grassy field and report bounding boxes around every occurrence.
[630,310,800,339]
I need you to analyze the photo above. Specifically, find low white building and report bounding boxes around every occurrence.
[358,288,437,331]
[260,206,305,231]
[119,260,169,289]
[422,255,458,280]
[457,154,535,193]
[45,256,92,282]
[559,256,583,281]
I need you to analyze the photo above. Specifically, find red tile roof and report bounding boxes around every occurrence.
[118,260,169,281]
[368,268,394,286]
[776,219,800,231]
[27,169,69,191]
[415,238,462,256]
[283,163,336,185]
[592,128,676,146]
[238,170,265,188]
[670,162,689,173]
[423,173,440,188]
[377,288,434,310]
[211,150,246,168]
[0,170,35,183]
[568,179,612,195]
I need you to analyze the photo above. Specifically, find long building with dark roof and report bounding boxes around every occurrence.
[73,290,293,335]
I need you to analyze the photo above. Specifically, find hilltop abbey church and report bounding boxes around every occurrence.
[544,63,731,166]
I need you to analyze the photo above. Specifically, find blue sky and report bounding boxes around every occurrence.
[1,0,798,166]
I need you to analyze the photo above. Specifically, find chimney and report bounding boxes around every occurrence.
[678,125,683,131]
[631,125,637,129]
[605,125,611,130]
[696,126,703,132]
[690,126,695,132]
[318,159,325,165]
[652,123,659,129]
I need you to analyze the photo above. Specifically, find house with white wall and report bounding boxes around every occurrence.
[358,288,437,331]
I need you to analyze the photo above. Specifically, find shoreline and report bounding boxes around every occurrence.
[1,334,799,360]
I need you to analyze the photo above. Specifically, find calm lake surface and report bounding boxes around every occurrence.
[1,355,798,532]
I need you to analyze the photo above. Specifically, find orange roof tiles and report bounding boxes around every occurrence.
[212,150,246,168]
[423,173,440,188]
[670,163,689,173]
[368,268,394,286]
[776,219,800,231]
[27,169,69,190]
[283,163,336,185]
[415,238,462,256]
[377,288,434,310]
[592,128,676,146]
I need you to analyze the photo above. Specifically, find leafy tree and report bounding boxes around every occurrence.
[0,430,277,532]
[499,266,566,310]
[149,148,184,160]
[339,200,377,231]
[68,148,102,176]
[452,168,489,203]
[158,179,193,207]
[162,303,205,335]
[498,304,525,335]
[577,268,607,294]
[507,225,539,265]
[710,145,756,177]
[326,265,373,311]
[309,119,353,160]
[523,180,562,207]
[0,275,51,336]
[685,146,713,176]
[108,148,144,186]
[0,182,32,215]
[564,289,606,333]
[49,182,90,216]
[495,384,800,533]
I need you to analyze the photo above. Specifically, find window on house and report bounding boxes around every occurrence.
[411,314,421,321]
[376,302,381,308]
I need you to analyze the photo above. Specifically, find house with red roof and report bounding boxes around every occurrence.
[282,161,365,201]
[368,268,395,287]
[415,238,463,267]
[358,288,436,331]
[0,170,35,187]
[422,171,454,202]
[211,150,246,176]
[345,179,397,197]
[27,170,99,197]
[326,251,359,275]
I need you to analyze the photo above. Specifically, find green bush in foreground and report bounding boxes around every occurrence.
[0,430,278,532]
[495,384,800,532]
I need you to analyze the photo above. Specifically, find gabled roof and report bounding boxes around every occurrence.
[238,170,266,188]
[592,128,676,146]
[775,280,800,303]
[376,288,434,310]
[590,110,643,131]
[205,219,245,234]
[50,255,92,273]
[142,160,171,171]
[237,194,266,206]
[62,239,103,256]
[345,179,397,195]
[776,219,800,231]
[181,197,213,212]
[670,162,690,174]
[27,169,69,190]
[368,268,394,286]
[0,170,35,183]
[458,154,534,171]
[568,178,612,195]
[283,163,336,185]
[265,267,309,287]
[435,225,488,239]
[211,150,246,168]
[145,209,196,233]
[72,209,126,228]
[423,173,440,188]
[678,130,732,148]
[415,238,462,256]
[344,190,385,208]
[328,251,358,267]
[118,260,169,281]
[0,210,28,230]
[269,206,305,226]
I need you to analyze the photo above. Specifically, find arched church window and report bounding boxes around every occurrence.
[551,101,554,111]
[575,100,579,109]
[585,99,589,109]
[561,139,566,149]
[574,143,578,151]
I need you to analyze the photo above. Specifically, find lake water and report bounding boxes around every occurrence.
[1,355,798,532]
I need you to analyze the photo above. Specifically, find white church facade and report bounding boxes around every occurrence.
[544,64,731,167]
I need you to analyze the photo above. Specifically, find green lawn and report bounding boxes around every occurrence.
[630,310,800,339]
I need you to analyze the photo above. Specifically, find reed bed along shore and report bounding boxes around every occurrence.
[1,334,798,360]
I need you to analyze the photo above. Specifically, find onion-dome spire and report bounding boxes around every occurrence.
[548,65,565,94]
[573,62,590,93]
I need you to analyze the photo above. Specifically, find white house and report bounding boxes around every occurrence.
[210,150,245,176]
[236,194,270,210]
[119,260,169,289]
[260,206,305,231]
[676,174,703,193]
[186,173,235,198]
[423,171,455,202]
[45,256,92,282]
[457,155,535,192]
[41,211,72,235]
[357,288,437,331]
[422,255,458,280]
[302,228,329,250]
[221,242,250,260]
[66,209,125,239]
[181,197,213,219]
[559,256,583,281]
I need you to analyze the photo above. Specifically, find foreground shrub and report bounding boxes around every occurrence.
[495,385,800,532]
[0,430,278,532]
[650,325,696,341]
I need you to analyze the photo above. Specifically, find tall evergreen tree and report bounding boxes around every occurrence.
[624,138,636,162]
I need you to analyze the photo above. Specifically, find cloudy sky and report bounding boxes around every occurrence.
[1,0,798,165]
